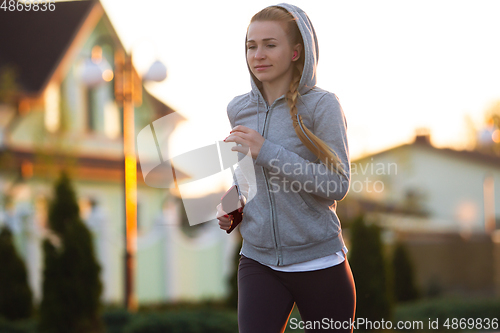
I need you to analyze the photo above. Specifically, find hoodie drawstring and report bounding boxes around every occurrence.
[257,95,260,135]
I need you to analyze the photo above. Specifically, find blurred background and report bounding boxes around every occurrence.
[0,0,499,332]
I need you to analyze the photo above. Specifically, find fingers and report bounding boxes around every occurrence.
[231,145,250,156]
[225,125,252,143]
[223,136,243,152]
[218,215,232,230]
[218,218,232,231]
[230,125,248,133]
[216,203,232,230]
[224,133,248,146]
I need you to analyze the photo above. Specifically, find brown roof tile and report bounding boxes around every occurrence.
[0,0,97,93]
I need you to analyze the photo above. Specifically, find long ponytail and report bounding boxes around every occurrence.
[251,6,346,176]
[285,63,346,176]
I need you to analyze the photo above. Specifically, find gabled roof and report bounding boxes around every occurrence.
[354,134,500,168]
[0,0,180,121]
[0,0,97,93]
[143,87,176,118]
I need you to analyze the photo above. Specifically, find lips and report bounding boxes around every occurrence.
[255,65,271,71]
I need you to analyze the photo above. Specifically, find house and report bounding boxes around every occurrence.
[0,0,239,305]
[340,131,500,297]
[344,131,500,233]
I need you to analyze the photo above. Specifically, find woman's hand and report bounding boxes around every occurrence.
[216,203,232,231]
[224,125,265,160]
[217,195,245,231]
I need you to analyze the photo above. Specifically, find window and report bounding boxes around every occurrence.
[44,82,60,132]
[85,45,117,135]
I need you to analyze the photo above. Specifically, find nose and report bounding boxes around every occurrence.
[254,47,265,59]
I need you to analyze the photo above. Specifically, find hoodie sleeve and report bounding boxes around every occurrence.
[227,97,250,201]
[254,92,350,202]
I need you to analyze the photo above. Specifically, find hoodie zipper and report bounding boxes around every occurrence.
[261,100,283,266]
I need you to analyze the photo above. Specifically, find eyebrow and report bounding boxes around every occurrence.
[246,38,278,43]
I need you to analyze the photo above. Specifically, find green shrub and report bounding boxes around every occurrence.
[136,299,230,313]
[394,297,500,331]
[39,172,104,333]
[102,308,132,333]
[123,309,238,333]
[392,241,419,303]
[0,317,37,333]
[0,227,33,320]
[348,214,393,326]
[225,235,242,310]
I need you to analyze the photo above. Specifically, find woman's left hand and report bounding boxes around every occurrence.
[224,125,265,160]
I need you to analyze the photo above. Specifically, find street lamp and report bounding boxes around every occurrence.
[81,43,167,311]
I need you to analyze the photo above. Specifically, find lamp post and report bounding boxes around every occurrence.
[116,49,139,312]
[81,43,166,312]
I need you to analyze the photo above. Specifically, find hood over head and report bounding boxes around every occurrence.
[246,3,319,99]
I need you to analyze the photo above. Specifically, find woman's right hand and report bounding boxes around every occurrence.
[217,203,232,231]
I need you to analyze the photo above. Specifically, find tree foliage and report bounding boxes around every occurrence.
[0,66,20,104]
[225,233,242,310]
[348,214,393,327]
[39,172,104,333]
[476,100,500,156]
[0,226,33,321]
[392,241,419,303]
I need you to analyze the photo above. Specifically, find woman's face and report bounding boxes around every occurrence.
[246,20,299,88]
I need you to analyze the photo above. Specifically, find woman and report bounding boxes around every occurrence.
[217,3,355,332]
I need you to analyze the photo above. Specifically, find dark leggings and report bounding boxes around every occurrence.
[237,254,356,333]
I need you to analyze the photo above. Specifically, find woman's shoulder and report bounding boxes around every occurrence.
[227,91,253,111]
[226,92,255,127]
[304,86,340,101]
[301,87,342,112]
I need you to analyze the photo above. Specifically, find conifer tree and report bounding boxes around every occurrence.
[39,172,104,333]
[348,214,393,328]
[392,241,419,302]
[225,234,242,309]
[0,226,33,320]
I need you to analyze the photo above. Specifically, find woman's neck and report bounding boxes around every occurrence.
[261,72,293,106]
[262,87,285,106]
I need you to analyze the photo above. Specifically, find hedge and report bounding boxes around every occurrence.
[394,297,500,331]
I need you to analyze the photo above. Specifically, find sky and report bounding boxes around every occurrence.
[97,0,500,193]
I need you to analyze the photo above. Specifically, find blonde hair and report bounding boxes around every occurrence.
[249,6,346,176]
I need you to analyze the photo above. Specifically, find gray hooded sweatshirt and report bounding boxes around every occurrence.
[227,3,350,266]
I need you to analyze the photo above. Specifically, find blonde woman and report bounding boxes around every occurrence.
[218,3,355,332]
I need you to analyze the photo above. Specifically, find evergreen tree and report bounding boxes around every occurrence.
[349,214,393,328]
[225,233,243,309]
[39,172,104,333]
[392,241,419,302]
[0,226,33,320]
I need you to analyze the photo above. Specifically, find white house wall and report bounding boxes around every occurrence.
[350,144,500,233]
